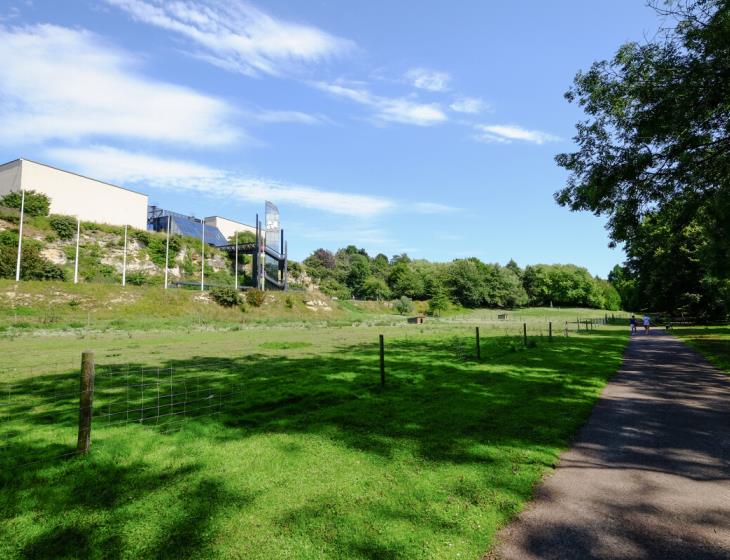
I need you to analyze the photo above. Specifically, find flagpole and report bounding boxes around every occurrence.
[200,220,205,291]
[234,231,238,290]
[164,215,171,289]
[73,217,81,284]
[14,190,25,282]
[122,224,128,287]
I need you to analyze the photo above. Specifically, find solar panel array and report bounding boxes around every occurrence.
[170,216,228,246]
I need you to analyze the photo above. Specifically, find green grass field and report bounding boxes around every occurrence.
[674,326,730,374]
[0,297,629,560]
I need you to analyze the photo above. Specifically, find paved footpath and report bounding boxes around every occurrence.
[492,330,730,560]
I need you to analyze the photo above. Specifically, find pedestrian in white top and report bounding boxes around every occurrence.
[643,315,651,334]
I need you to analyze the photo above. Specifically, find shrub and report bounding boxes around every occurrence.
[210,287,241,307]
[246,288,265,307]
[49,215,77,240]
[394,295,414,315]
[132,230,150,246]
[285,295,295,309]
[0,190,50,217]
[146,234,181,267]
[126,271,148,286]
[0,239,65,281]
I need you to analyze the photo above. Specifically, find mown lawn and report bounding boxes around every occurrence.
[674,326,730,374]
[0,319,628,559]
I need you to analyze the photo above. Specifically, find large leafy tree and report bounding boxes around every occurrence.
[556,0,730,315]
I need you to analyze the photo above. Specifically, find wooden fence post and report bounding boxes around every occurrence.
[77,350,95,455]
[476,326,481,359]
[379,334,385,387]
[564,321,568,337]
[523,323,528,346]
[549,321,553,341]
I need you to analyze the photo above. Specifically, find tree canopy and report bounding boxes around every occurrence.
[301,245,619,311]
[556,0,730,317]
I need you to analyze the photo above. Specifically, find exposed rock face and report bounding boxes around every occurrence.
[40,248,67,265]
[304,299,332,312]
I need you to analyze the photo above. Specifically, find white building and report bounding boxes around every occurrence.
[0,159,148,230]
[203,215,256,243]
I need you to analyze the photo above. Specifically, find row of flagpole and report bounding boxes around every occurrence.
[14,201,243,291]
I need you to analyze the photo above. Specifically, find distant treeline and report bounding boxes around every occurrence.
[301,246,621,311]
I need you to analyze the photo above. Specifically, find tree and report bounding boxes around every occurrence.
[0,190,50,217]
[370,253,390,279]
[303,248,336,279]
[523,264,609,308]
[447,258,489,308]
[346,254,371,297]
[555,0,730,315]
[361,276,391,300]
[388,261,425,299]
[394,296,414,315]
[427,286,449,316]
[229,231,256,244]
[505,259,522,279]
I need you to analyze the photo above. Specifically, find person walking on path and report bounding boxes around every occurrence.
[643,314,651,334]
[629,315,637,335]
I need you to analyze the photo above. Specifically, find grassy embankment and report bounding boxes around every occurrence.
[674,326,730,374]
[0,282,630,559]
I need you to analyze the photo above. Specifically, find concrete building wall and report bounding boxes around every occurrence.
[0,159,148,230]
[0,160,23,198]
[204,216,256,243]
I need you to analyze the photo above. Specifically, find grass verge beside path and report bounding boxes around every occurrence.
[674,326,730,373]
[1,322,628,559]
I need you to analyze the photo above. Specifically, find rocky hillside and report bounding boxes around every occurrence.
[0,208,307,288]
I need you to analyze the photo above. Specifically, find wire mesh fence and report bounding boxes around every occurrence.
[93,364,243,434]
[0,359,245,469]
[0,317,620,470]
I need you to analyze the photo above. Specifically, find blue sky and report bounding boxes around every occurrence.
[0,1,664,275]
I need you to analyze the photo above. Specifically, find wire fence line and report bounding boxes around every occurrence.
[93,364,243,433]
[0,318,615,469]
[0,360,245,468]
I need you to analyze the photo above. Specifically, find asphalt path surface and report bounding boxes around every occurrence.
[491,330,730,560]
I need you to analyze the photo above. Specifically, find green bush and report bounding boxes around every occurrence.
[49,215,77,240]
[0,237,66,281]
[210,287,241,307]
[0,190,50,217]
[132,230,150,246]
[126,271,148,286]
[147,234,181,267]
[0,205,19,223]
[246,288,265,307]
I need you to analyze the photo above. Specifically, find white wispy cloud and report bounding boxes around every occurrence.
[251,110,321,125]
[405,68,451,92]
[474,124,559,145]
[47,146,394,217]
[0,23,239,146]
[313,81,447,126]
[450,97,489,114]
[104,0,354,77]
[413,202,460,214]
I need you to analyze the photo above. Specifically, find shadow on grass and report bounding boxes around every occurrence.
[1,331,629,558]
[674,326,730,373]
